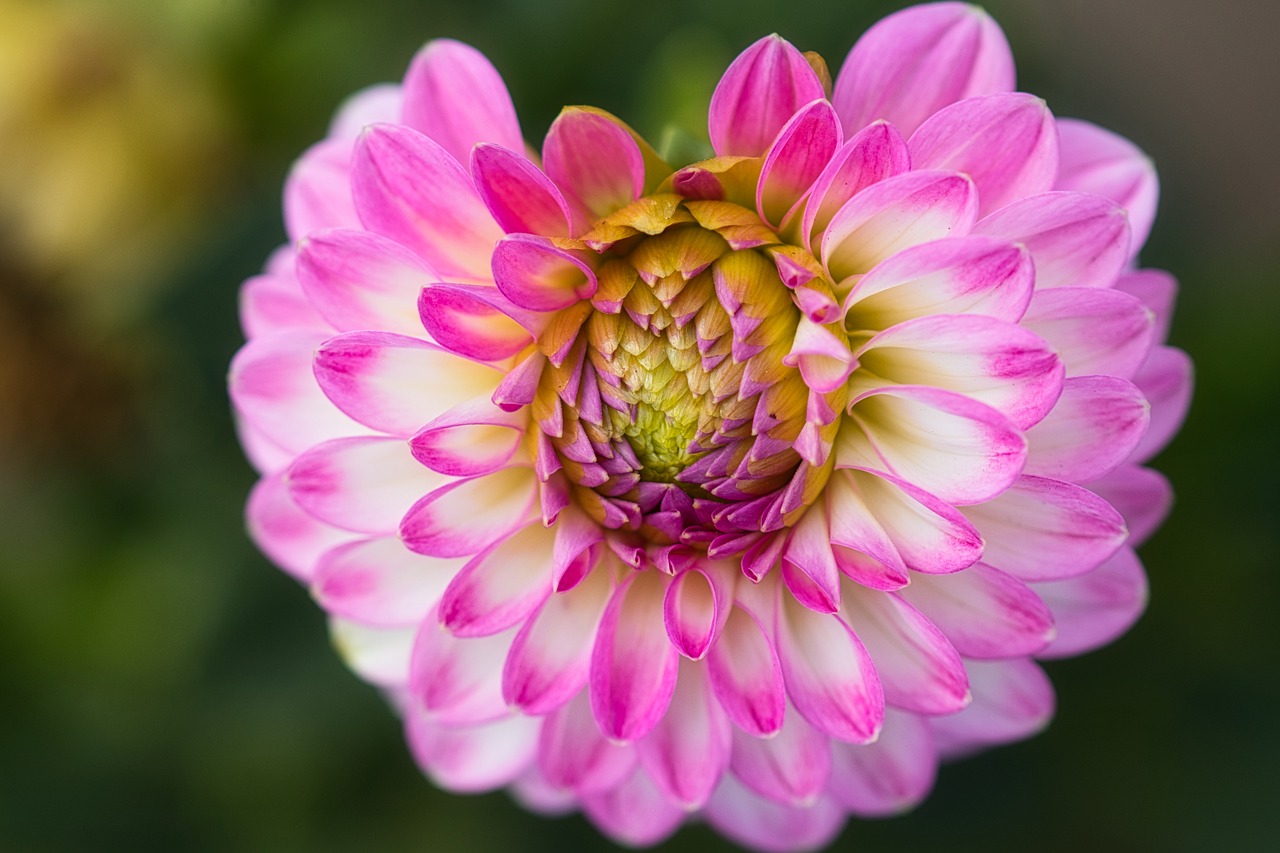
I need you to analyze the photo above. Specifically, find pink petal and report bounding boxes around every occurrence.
[400,39,523,167]
[409,606,515,724]
[844,235,1034,329]
[538,690,637,793]
[589,570,680,742]
[286,436,447,533]
[406,711,539,794]
[1055,118,1159,258]
[1021,287,1155,380]
[663,564,730,660]
[314,330,504,437]
[900,563,1055,659]
[852,313,1063,429]
[418,282,537,363]
[833,2,1014,138]
[542,107,644,228]
[840,386,1026,505]
[974,191,1130,290]
[313,536,460,626]
[708,34,826,157]
[1087,464,1172,548]
[729,701,831,806]
[705,774,845,853]
[930,658,1055,759]
[297,227,435,336]
[637,662,732,809]
[239,265,330,340]
[1114,268,1178,344]
[829,708,937,816]
[284,138,358,243]
[1130,346,1193,464]
[503,564,613,714]
[246,471,356,581]
[821,170,979,280]
[409,394,526,477]
[775,591,884,743]
[439,522,554,637]
[1033,546,1148,659]
[961,475,1127,582]
[471,143,572,237]
[757,99,843,227]
[580,766,685,848]
[491,233,598,312]
[399,465,539,557]
[908,93,1058,216]
[351,123,502,280]
[1025,375,1149,483]
[325,83,402,141]
[707,606,786,737]
[840,586,969,715]
[800,120,911,251]
[229,330,373,454]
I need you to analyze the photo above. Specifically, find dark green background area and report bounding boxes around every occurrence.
[1,1,1275,851]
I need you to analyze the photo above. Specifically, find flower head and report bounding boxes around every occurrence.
[230,4,1191,849]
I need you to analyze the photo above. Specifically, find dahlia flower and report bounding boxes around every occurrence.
[230,4,1191,849]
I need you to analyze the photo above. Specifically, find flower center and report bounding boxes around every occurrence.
[531,192,848,549]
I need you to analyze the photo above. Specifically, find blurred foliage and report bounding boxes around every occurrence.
[0,0,1276,851]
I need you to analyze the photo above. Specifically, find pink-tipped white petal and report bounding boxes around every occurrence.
[491,233,598,312]
[961,475,1127,582]
[637,662,732,809]
[1033,546,1148,659]
[852,313,1063,429]
[841,386,1026,505]
[705,774,845,853]
[297,228,435,336]
[313,536,461,626]
[503,563,613,714]
[833,2,1014,138]
[229,330,374,454]
[284,138,358,243]
[400,39,523,167]
[1088,465,1172,547]
[930,658,1055,759]
[845,235,1033,329]
[829,708,937,817]
[409,607,515,724]
[1022,287,1155,380]
[1130,346,1193,464]
[729,700,831,806]
[801,120,911,250]
[822,170,979,281]
[709,35,826,157]
[909,92,1059,215]
[409,394,527,478]
[1055,118,1159,258]
[538,690,637,793]
[758,99,843,227]
[707,607,786,737]
[352,123,502,280]
[589,570,681,742]
[1024,375,1149,483]
[580,766,685,848]
[776,591,884,743]
[406,711,539,794]
[841,586,969,715]
[471,143,573,237]
[400,466,539,558]
[314,331,504,437]
[286,436,448,534]
[900,563,1055,659]
[542,108,645,227]
[439,523,554,637]
[246,471,356,581]
[974,191,1130,289]
[330,617,416,688]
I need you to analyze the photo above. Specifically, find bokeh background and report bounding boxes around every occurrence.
[1,0,1275,850]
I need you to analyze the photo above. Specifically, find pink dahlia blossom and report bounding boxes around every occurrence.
[230,3,1191,849]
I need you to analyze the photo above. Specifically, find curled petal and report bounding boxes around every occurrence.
[664,564,730,660]
[709,34,826,157]
[833,2,1015,137]
[1055,117,1159,258]
[400,39,523,167]
[758,99,843,227]
[492,233,598,312]
[471,143,573,237]
[418,283,536,363]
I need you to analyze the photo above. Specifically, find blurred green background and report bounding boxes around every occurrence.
[1,0,1275,850]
